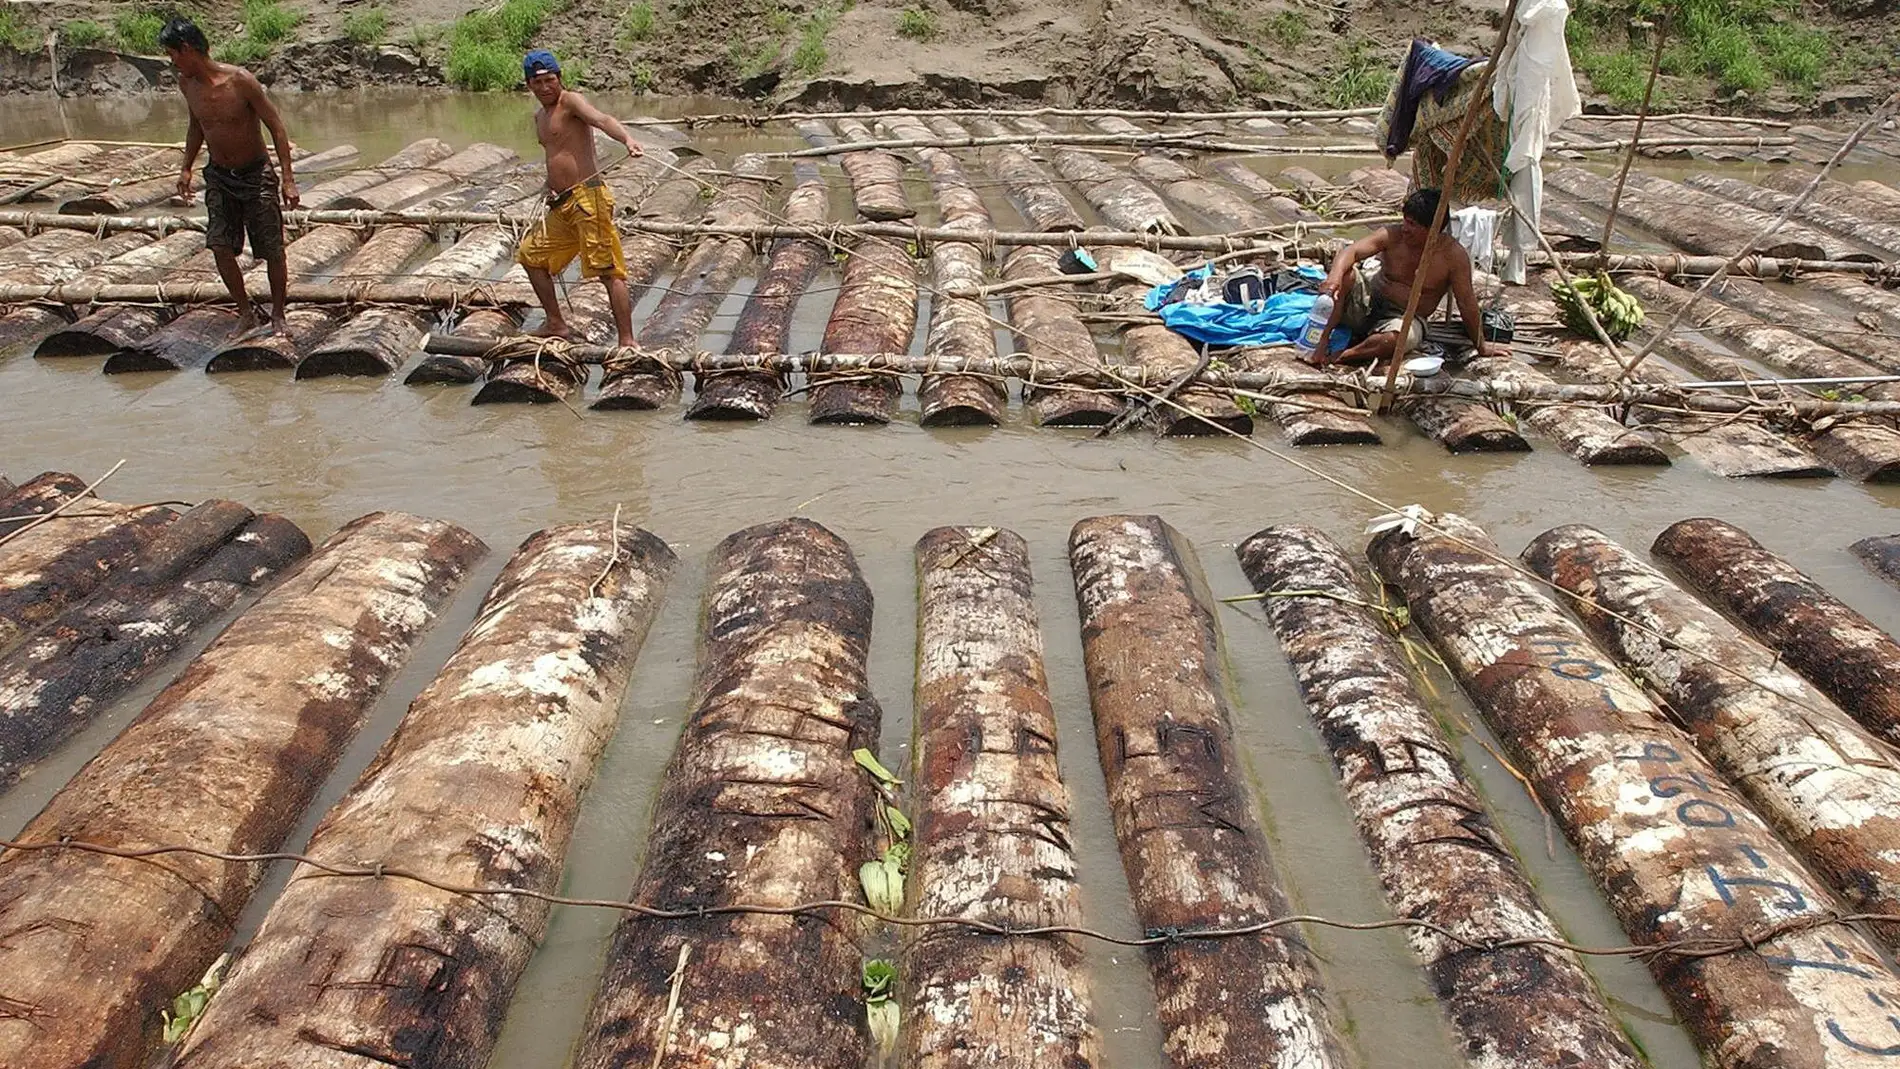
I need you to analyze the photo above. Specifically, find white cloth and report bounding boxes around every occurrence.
[1450,206,1500,274]
[1491,0,1581,283]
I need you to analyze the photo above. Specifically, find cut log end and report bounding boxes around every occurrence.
[686,372,783,420]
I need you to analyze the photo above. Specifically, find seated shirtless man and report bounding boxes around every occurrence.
[1308,187,1507,367]
[515,50,644,346]
[162,18,299,338]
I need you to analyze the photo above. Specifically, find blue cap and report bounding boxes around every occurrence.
[523,50,560,78]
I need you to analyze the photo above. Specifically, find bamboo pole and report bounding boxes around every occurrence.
[1069,515,1347,1069]
[572,518,879,1069]
[1653,518,1900,749]
[1236,525,1645,1069]
[0,498,178,655]
[1002,244,1124,427]
[1525,524,1900,953]
[0,502,310,788]
[909,526,1101,1069]
[173,520,674,1069]
[0,511,486,1069]
[686,162,829,420]
[1368,511,1900,1069]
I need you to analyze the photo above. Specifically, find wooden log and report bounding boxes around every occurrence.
[1653,518,1900,749]
[1207,159,1319,224]
[0,511,485,1069]
[1614,172,1876,263]
[206,223,434,372]
[1547,166,1834,261]
[1800,275,1900,335]
[1684,174,1900,261]
[0,502,178,655]
[1343,166,1411,206]
[1851,534,1900,591]
[1091,246,1250,435]
[0,230,198,350]
[475,155,708,404]
[303,138,455,209]
[961,117,1086,232]
[329,142,515,211]
[0,477,11,499]
[0,225,21,251]
[810,237,917,424]
[1617,274,1900,482]
[404,306,518,385]
[1028,119,1184,235]
[595,157,768,409]
[0,230,149,288]
[1368,511,1900,1069]
[0,503,310,788]
[297,224,512,379]
[1236,348,1381,445]
[172,519,674,1069]
[572,517,879,1069]
[820,117,917,221]
[909,526,1100,1069]
[1525,524,1900,953]
[1128,152,1274,231]
[882,120,1006,426]
[34,146,179,208]
[1695,275,1900,376]
[103,225,361,372]
[1069,515,1347,1069]
[1759,170,1900,225]
[1003,245,1124,427]
[688,163,829,420]
[60,147,324,215]
[32,245,231,359]
[1236,525,1645,1069]
[0,471,89,539]
[1463,355,1668,464]
[1397,382,1533,453]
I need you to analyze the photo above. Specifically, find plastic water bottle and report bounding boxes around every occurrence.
[1295,293,1335,360]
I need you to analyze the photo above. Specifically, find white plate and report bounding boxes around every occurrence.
[1404,355,1445,377]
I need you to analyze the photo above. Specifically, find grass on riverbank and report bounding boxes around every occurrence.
[1569,0,1837,107]
[447,0,561,89]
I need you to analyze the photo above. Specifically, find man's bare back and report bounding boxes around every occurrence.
[179,63,270,168]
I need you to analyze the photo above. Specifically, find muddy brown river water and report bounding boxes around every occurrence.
[5,90,1900,1069]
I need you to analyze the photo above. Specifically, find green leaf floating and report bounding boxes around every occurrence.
[161,953,229,1044]
[862,959,900,1053]
[867,999,900,1053]
[884,805,912,839]
[852,748,900,786]
[859,855,904,914]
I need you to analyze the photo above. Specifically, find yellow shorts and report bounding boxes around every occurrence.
[516,182,627,280]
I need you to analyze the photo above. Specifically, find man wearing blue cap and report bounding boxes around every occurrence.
[516,49,645,345]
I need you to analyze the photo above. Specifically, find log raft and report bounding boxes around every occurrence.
[572,517,880,1069]
[1024,117,1185,236]
[0,498,179,655]
[1547,166,1834,261]
[1653,518,1900,748]
[303,138,454,209]
[1693,275,1900,377]
[0,501,311,787]
[1003,245,1125,426]
[329,141,515,212]
[811,237,918,424]
[1091,246,1251,436]
[30,243,236,360]
[173,520,675,1069]
[1369,512,1900,1069]
[961,117,1087,233]
[687,162,830,420]
[1069,515,1347,1069]
[908,527,1101,1069]
[0,511,485,1069]
[1464,355,1667,464]
[0,230,198,349]
[1236,525,1644,1069]
[1683,173,1900,261]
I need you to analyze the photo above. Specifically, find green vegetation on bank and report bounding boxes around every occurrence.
[59,19,111,49]
[447,0,560,90]
[896,6,935,41]
[1569,0,1834,106]
[114,10,166,52]
[342,8,388,44]
[214,0,302,64]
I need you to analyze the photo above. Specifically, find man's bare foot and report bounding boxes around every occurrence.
[270,314,288,337]
[234,306,259,336]
[528,321,576,341]
[616,336,636,349]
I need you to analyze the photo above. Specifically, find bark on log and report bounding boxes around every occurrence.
[1465,355,1667,464]
[572,517,879,1069]
[37,146,180,210]
[104,225,361,372]
[0,231,199,351]
[208,224,434,372]
[1850,534,1900,591]
[1003,245,1124,427]
[172,519,674,1069]
[1030,120,1185,235]
[303,138,455,209]
[1397,385,1533,453]
[1701,276,1900,376]
[595,157,768,409]
[1683,174,1900,260]
[0,511,485,1069]
[1547,166,1834,261]
[962,117,1087,232]
[1343,166,1411,206]
[0,502,178,655]
[1758,170,1900,226]
[0,503,310,788]
[1798,275,1900,335]
[1235,525,1644,1069]
[829,117,918,221]
[0,477,11,499]
[60,147,313,215]
[1525,524,1900,953]
[0,471,88,539]
[476,155,708,404]
[1368,511,1900,1069]
[1069,515,1347,1069]
[329,142,516,211]
[31,245,231,358]
[908,526,1100,1069]
[1617,274,1900,482]
[1092,246,1251,435]
[689,163,828,420]
[298,224,512,378]
[0,230,148,287]
[811,237,917,424]
[1207,159,1319,224]
[1653,518,1900,749]
[1128,153,1274,232]
[1619,172,1876,263]
[405,307,518,385]
[1231,348,1381,445]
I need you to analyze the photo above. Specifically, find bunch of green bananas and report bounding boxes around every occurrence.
[1551,271,1645,341]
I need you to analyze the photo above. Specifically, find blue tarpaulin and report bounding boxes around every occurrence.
[1143,265,1351,350]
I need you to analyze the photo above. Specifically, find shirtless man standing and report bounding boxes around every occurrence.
[515,50,644,346]
[1308,187,1508,367]
[161,18,299,337]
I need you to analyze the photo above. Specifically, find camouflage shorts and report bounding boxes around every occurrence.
[203,157,285,260]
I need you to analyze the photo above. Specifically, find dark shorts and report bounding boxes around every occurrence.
[203,157,285,260]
